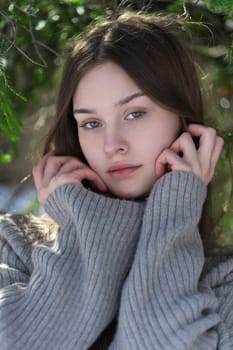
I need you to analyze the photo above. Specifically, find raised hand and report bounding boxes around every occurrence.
[155,124,224,185]
[32,152,108,204]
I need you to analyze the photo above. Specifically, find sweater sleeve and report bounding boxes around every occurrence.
[0,184,144,350]
[110,171,231,350]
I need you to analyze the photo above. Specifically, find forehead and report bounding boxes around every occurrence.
[73,61,140,106]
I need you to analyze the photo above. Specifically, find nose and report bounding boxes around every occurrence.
[103,128,129,157]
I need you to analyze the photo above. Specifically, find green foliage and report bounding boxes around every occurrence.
[0,1,130,159]
[0,58,25,161]
[205,0,233,18]
[0,0,107,158]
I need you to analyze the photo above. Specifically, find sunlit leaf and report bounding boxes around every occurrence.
[0,152,12,163]
[76,6,85,15]
[35,20,47,31]
[8,3,14,12]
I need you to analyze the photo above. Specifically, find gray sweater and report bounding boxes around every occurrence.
[0,171,233,349]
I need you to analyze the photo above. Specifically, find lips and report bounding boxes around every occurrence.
[107,164,141,179]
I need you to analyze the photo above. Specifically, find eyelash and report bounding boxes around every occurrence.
[80,120,100,129]
[79,110,146,130]
[126,111,145,120]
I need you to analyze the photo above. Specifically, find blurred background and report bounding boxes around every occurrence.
[0,0,232,245]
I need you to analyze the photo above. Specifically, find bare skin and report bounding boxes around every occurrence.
[155,123,224,184]
[33,123,224,205]
[33,63,224,204]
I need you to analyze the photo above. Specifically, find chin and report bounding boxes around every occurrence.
[109,185,152,201]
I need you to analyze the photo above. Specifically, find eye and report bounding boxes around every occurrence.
[80,120,101,129]
[126,111,145,120]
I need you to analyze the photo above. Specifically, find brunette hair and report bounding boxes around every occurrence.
[43,13,204,161]
[40,13,220,349]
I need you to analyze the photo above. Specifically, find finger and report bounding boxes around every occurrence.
[186,126,224,184]
[32,151,54,191]
[58,159,108,192]
[43,156,80,186]
[39,167,108,204]
[56,167,108,192]
[155,149,190,178]
[186,123,206,135]
[170,132,198,162]
[187,124,217,159]
[78,168,108,192]
[38,174,83,205]
[57,158,86,176]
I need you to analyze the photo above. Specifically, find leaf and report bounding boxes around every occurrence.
[0,152,12,163]
[205,0,233,19]
[0,78,22,142]
[35,20,47,31]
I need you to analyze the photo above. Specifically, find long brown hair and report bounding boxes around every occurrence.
[43,13,204,159]
[40,12,220,349]
[43,11,210,233]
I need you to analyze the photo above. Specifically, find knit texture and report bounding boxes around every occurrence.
[1,172,233,349]
[110,172,232,349]
[0,184,144,349]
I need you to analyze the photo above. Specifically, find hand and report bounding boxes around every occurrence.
[155,124,224,185]
[32,152,108,205]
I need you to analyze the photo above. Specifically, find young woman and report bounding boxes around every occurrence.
[0,12,232,350]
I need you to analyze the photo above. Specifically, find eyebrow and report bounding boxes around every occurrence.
[73,92,146,115]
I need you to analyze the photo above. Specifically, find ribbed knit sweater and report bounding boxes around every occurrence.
[0,171,233,349]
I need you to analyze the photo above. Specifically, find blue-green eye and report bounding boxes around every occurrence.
[126,111,145,120]
[81,121,101,129]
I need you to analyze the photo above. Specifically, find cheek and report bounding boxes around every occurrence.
[79,137,101,171]
[143,131,173,153]
[142,126,179,161]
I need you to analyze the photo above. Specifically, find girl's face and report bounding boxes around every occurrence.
[73,61,180,199]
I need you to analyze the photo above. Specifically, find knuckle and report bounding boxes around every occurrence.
[206,127,217,138]
[180,132,192,141]
[69,157,85,168]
